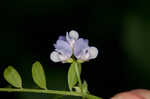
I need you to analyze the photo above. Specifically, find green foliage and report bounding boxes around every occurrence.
[3,66,22,88]
[68,62,81,91]
[32,61,47,89]
[0,61,103,99]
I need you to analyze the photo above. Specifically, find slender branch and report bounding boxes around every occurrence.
[0,88,103,99]
[0,88,80,96]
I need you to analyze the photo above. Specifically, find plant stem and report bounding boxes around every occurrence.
[0,88,103,99]
[0,88,80,96]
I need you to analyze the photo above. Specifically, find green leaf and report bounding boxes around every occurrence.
[32,61,47,89]
[4,66,22,88]
[68,62,81,91]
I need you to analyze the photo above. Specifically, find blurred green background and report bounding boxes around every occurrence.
[0,0,150,98]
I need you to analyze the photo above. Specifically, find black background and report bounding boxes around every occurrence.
[0,0,150,99]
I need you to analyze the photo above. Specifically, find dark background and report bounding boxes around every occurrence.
[0,0,150,99]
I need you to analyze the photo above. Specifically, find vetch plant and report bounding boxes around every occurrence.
[0,30,102,99]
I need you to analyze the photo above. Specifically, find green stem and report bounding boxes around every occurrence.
[0,88,80,96]
[0,88,103,99]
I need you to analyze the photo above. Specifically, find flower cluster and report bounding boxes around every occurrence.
[50,30,98,63]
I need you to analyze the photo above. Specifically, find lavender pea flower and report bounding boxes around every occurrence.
[74,38,98,61]
[50,30,98,63]
[50,39,73,63]
[50,30,78,63]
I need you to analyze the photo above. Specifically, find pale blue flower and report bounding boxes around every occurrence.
[50,30,98,63]
[50,40,72,63]
[74,38,98,61]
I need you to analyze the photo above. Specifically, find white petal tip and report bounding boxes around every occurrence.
[50,51,61,62]
[69,30,79,40]
[89,47,98,59]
